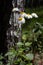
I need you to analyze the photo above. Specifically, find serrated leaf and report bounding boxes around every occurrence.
[0,55,3,60]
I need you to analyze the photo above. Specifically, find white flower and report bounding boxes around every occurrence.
[18,17,25,24]
[26,14,33,19]
[31,13,38,18]
[20,12,27,18]
[20,12,32,19]
[28,15,32,19]
[12,8,20,12]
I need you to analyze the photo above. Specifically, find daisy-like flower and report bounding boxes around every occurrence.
[12,8,20,12]
[20,12,32,19]
[31,13,38,18]
[18,17,25,24]
[20,12,27,18]
[26,14,33,19]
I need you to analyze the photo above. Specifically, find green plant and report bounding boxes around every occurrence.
[5,41,33,65]
[31,22,43,53]
[22,22,43,53]
[0,54,4,65]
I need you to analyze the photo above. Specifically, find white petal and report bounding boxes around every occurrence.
[21,13,27,18]
[18,18,25,24]
[31,13,38,18]
[27,15,33,19]
[24,14,28,18]
[12,8,20,12]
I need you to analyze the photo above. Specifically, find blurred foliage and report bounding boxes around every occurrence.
[4,21,43,65]
[0,54,3,65]
[0,7,43,65]
[22,21,43,53]
[4,41,33,65]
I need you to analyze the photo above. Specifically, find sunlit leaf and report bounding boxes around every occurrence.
[26,53,34,60]
[25,42,32,47]
[26,63,32,65]
[20,61,25,65]
[17,42,24,47]
[22,34,27,41]
[18,48,24,53]
[0,55,3,60]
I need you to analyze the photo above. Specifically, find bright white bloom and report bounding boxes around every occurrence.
[20,12,27,18]
[18,17,25,24]
[20,12,32,19]
[26,14,33,19]
[31,13,38,18]
[12,8,20,12]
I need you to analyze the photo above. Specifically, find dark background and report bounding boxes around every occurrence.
[0,0,12,54]
[25,0,43,8]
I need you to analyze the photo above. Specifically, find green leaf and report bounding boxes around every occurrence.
[0,55,3,60]
[25,42,32,47]
[5,50,17,57]
[5,52,14,56]
[14,58,21,63]
[22,34,27,41]
[0,61,3,65]
[26,63,32,65]
[20,61,25,65]
[17,42,24,47]
[26,53,34,60]
[6,63,10,65]
[18,48,24,53]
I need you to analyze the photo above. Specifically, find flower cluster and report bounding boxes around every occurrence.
[20,12,38,18]
[11,8,38,25]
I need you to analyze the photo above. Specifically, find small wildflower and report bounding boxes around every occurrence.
[27,14,33,19]
[31,13,38,18]
[12,8,20,12]
[20,12,27,18]
[18,17,25,24]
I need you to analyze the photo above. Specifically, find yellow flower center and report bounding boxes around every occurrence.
[18,17,22,21]
[20,12,24,14]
